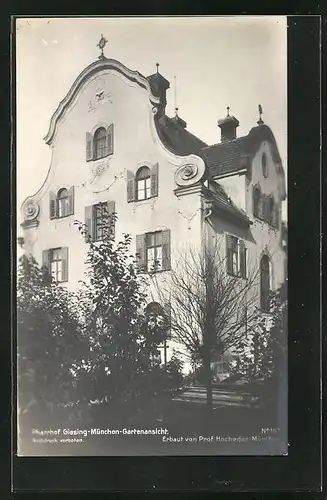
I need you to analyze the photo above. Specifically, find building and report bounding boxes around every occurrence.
[20,40,287,374]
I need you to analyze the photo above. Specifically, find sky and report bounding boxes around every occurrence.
[16,16,287,215]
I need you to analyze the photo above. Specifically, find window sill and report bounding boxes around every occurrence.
[89,152,114,162]
[253,216,278,229]
[137,268,171,275]
[128,196,157,204]
[56,214,72,220]
[227,270,247,280]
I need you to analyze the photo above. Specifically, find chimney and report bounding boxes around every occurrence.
[146,63,170,118]
[218,106,239,142]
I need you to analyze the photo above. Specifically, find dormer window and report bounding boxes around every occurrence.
[86,124,114,161]
[262,153,268,178]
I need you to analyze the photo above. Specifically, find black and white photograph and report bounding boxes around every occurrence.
[16,16,288,457]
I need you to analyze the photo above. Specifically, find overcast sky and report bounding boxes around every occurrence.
[16,16,287,214]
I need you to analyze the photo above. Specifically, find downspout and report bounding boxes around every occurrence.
[201,180,214,411]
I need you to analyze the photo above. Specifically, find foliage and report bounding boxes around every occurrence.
[17,254,86,424]
[231,282,288,388]
[72,215,171,417]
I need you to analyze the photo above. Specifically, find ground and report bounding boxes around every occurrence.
[18,385,287,457]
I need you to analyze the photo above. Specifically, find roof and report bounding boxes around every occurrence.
[199,136,249,178]
[206,182,251,225]
[198,124,284,180]
[155,115,208,156]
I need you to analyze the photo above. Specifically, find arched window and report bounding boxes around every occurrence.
[57,188,69,218]
[253,185,262,218]
[145,302,165,328]
[93,127,107,160]
[136,166,151,201]
[260,254,270,313]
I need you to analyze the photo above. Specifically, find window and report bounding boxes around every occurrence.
[262,153,268,178]
[145,302,165,328]
[127,163,159,202]
[268,196,275,226]
[84,201,115,242]
[260,254,270,313]
[146,232,163,272]
[253,186,262,218]
[58,188,69,218]
[42,247,68,283]
[253,187,278,228]
[49,187,74,219]
[94,127,107,160]
[136,229,171,273]
[93,202,107,241]
[226,235,246,278]
[86,124,114,162]
[136,167,151,201]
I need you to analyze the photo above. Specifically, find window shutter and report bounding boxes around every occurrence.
[262,195,268,221]
[42,250,50,270]
[161,229,171,271]
[253,187,258,217]
[239,240,247,278]
[86,132,93,161]
[226,234,233,274]
[150,162,159,197]
[68,186,74,215]
[107,200,115,239]
[107,123,114,155]
[61,247,69,282]
[136,234,146,272]
[85,205,93,242]
[49,191,57,219]
[127,170,136,202]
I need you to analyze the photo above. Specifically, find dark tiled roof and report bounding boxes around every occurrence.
[199,137,249,178]
[206,182,251,225]
[155,116,286,200]
[198,124,284,179]
[156,115,208,156]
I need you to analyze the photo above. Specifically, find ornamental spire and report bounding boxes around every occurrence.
[97,34,108,59]
[257,104,264,125]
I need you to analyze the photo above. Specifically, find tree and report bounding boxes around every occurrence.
[149,242,260,412]
[73,214,170,420]
[231,281,288,407]
[17,254,86,426]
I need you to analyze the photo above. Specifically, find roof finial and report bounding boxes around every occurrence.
[226,106,230,117]
[175,107,179,117]
[97,34,108,59]
[156,62,160,73]
[257,104,264,125]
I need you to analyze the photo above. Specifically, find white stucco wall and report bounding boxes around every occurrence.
[20,61,286,376]
[21,64,204,373]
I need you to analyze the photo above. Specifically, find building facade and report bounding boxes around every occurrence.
[20,53,287,374]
